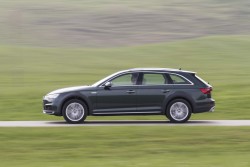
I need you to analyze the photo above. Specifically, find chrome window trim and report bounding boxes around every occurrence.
[98,71,194,87]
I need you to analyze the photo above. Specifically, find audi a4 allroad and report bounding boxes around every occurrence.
[43,68,215,124]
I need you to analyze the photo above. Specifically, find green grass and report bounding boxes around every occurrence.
[0,35,250,120]
[0,126,250,167]
[1,1,249,167]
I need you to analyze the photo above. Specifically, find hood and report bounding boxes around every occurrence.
[48,86,90,94]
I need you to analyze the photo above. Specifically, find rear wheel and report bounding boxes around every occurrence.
[166,99,191,123]
[62,99,87,124]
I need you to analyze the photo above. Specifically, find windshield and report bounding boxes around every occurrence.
[92,70,127,87]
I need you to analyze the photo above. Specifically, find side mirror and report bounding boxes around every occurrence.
[104,81,112,88]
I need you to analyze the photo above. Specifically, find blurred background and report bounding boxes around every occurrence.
[1,0,250,47]
[1,1,250,167]
[0,0,250,120]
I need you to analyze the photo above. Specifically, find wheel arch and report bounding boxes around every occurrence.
[163,94,194,114]
[59,95,90,116]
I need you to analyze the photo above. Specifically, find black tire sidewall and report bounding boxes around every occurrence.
[62,99,87,124]
[166,99,192,123]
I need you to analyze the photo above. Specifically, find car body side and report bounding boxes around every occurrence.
[43,70,215,117]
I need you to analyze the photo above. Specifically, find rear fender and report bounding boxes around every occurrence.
[162,91,195,114]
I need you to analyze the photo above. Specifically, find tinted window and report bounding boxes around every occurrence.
[142,73,166,85]
[194,75,211,87]
[111,73,138,86]
[169,74,191,84]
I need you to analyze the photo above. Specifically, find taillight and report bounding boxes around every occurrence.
[200,87,212,94]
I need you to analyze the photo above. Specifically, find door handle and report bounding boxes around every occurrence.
[126,90,135,94]
[162,89,170,93]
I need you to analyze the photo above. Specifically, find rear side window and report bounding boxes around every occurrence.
[142,73,166,85]
[169,74,192,85]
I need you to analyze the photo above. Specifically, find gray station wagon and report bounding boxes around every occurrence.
[43,68,215,124]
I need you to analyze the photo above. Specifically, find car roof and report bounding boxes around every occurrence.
[127,68,196,74]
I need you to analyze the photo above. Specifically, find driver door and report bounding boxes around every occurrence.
[93,73,139,115]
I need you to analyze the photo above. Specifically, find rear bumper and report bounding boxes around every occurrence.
[193,98,215,113]
[209,106,215,112]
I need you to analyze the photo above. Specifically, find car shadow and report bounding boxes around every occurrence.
[47,120,215,125]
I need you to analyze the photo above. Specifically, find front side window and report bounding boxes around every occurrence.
[142,73,166,85]
[169,74,191,84]
[111,73,138,86]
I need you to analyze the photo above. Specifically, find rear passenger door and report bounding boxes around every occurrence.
[136,72,173,113]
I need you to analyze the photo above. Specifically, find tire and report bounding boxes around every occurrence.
[62,99,88,124]
[166,99,192,123]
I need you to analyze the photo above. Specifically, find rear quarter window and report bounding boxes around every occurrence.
[169,74,192,85]
[194,75,211,87]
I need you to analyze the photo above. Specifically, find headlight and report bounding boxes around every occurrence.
[44,94,59,102]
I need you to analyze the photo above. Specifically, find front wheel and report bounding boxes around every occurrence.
[166,99,192,123]
[62,99,88,124]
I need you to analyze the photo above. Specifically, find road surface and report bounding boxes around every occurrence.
[0,120,250,127]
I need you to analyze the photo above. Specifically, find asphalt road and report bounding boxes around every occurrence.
[0,120,250,127]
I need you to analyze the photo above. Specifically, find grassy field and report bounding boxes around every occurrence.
[0,1,250,166]
[0,35,250,120]
[0,0,249,47]
[0,126,250,167]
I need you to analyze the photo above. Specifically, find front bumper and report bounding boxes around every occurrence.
[43,100,61,116]
[43,110,55,115]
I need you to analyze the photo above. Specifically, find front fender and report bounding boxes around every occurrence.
[57,92,94,115]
